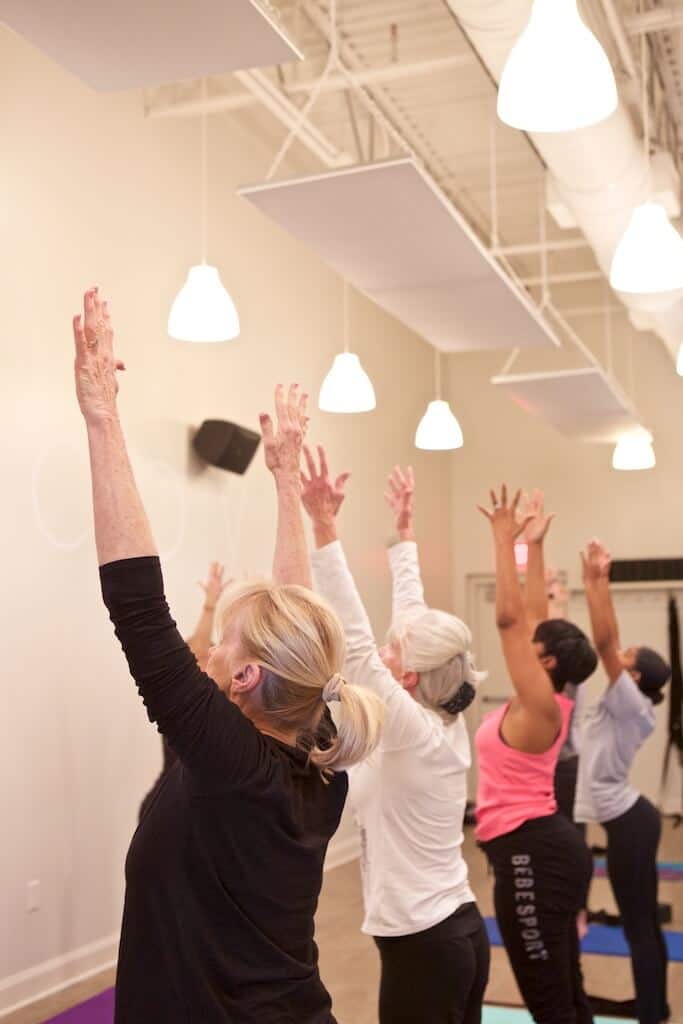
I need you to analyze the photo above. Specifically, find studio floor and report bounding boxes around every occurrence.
[5,822,682,1024]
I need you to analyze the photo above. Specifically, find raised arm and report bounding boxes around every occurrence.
[581,538,622,684]
[519,490,555,633]
[186,561,228,671]
[75,287,262,782]
[478,486,561,750]
[74,287,155,564]
[385,465,428,620]
[260,384,311,589]
[302,446,431,750]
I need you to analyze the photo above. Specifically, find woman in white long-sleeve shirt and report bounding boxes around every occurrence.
[301,453,489,1024]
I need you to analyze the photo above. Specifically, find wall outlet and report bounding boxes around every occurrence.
[26,879,40,913]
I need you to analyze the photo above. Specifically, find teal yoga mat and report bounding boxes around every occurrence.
[483,1008,633,1024]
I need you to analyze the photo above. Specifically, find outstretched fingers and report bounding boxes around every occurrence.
[259,412,274,444]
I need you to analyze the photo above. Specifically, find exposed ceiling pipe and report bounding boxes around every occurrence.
[444,0,683,362]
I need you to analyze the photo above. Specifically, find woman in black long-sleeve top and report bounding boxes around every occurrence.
[73,287,383,1023]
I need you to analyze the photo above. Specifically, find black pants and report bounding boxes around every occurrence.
[483,814,594,1024]
[554,756,586,839]
[373,902,490,1024]
[604,796,669,1024]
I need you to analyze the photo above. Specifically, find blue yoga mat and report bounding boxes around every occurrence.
[484,917,683,961]
[483,1008,632,1024]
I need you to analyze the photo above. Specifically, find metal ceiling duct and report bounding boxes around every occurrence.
[444,0,683,361]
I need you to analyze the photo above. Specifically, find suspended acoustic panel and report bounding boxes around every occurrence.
[239,159,562,353]
[491,367,640,442]
[0,0,302,91]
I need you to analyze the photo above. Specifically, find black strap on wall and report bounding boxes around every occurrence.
[662,596,683,820]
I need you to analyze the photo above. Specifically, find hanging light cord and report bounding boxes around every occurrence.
[343,279,350,353]
[641,0,651,190]
[434,346,441,400]
[201,76,208,264]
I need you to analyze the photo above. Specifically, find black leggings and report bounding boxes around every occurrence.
[554,756,587,839]
[604,796,669,1024]
[483,814,593,1024]
[373,902,490,1024]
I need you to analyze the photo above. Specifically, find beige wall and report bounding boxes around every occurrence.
[0,27,453,1010]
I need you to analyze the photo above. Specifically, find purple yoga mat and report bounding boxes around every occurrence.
[42,987,114,1024]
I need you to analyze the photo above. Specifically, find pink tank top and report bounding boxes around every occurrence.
[475,694,573,843]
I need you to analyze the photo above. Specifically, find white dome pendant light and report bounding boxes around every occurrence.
[415,348,463,451]
[497,0,617,133]
[612,428,656,471]
[610,13,683,294]
[168,78,240,342]
[318,281,376,413]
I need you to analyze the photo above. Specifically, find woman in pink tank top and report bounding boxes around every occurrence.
[476,487,596,1024]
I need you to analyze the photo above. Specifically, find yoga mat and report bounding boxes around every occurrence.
[484,917,683,961]
[41,992,630,1024]
[483,1008,632,1024]
[593,858,683,881]
[41,987,114,1024]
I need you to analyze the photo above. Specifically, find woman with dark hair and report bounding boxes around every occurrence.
[577,539,671,1024]
[476,486,596,1024]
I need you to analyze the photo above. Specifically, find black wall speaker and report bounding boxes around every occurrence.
[193,420,261,475]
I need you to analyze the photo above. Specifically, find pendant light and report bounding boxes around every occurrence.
[497,0,617,133]
[610,15,683,294]
[318,281,376,413]
[415,349,463,451]
[612,429,656,471]
[168,78,240,342]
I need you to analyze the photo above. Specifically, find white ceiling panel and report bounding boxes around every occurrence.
[239,158,562,352]
[491,367,641,442]
[0,0,302,91]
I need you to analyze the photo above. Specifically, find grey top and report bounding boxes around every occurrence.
[574,671,655,824]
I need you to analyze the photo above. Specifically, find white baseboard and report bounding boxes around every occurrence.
[0,933,119,1019]
[324,832,361,872]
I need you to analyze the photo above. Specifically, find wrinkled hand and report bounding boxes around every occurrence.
[259,384,309,478]
[301,445,350,524]
[518,488,555,544]
[581,538,611,584]
[199,561,229,608]
[385,465,414,537]
[478,485,533,542]
[73,287,126,425]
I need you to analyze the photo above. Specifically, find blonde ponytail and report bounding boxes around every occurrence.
[311,681,384,772]
[217,581,383,773]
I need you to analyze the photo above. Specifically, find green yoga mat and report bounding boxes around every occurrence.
[482,1008,633,1023]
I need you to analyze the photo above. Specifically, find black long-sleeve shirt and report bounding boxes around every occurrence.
[101,557,346,1023]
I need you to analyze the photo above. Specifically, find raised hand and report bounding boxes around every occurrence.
[199,561,229,610]
[259,384,309,479]
[73,287,125,425]
[581,538,611,585]
[301,445,350,526]
[518,488,555,544]
[478,485,533,543]
[385,465,415,540]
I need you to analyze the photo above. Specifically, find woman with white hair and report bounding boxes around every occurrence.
[301,453,489,1024]
[72,287,383,1023]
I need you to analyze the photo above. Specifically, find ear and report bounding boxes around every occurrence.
[230,663,264,695]
[629,668,641,684]
[402,671,420,692]
[540,654,557,672]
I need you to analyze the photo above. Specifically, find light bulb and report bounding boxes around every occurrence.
[612,430,656,471]
[318,353,376,413]
[498,0,617,133]
[610,203,683,294]
[168,264,240,343]
[415,400,464,451]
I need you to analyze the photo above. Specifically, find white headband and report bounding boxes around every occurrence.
[322,672,345,703]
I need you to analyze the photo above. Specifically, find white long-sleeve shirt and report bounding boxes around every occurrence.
[311,540,474,937]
